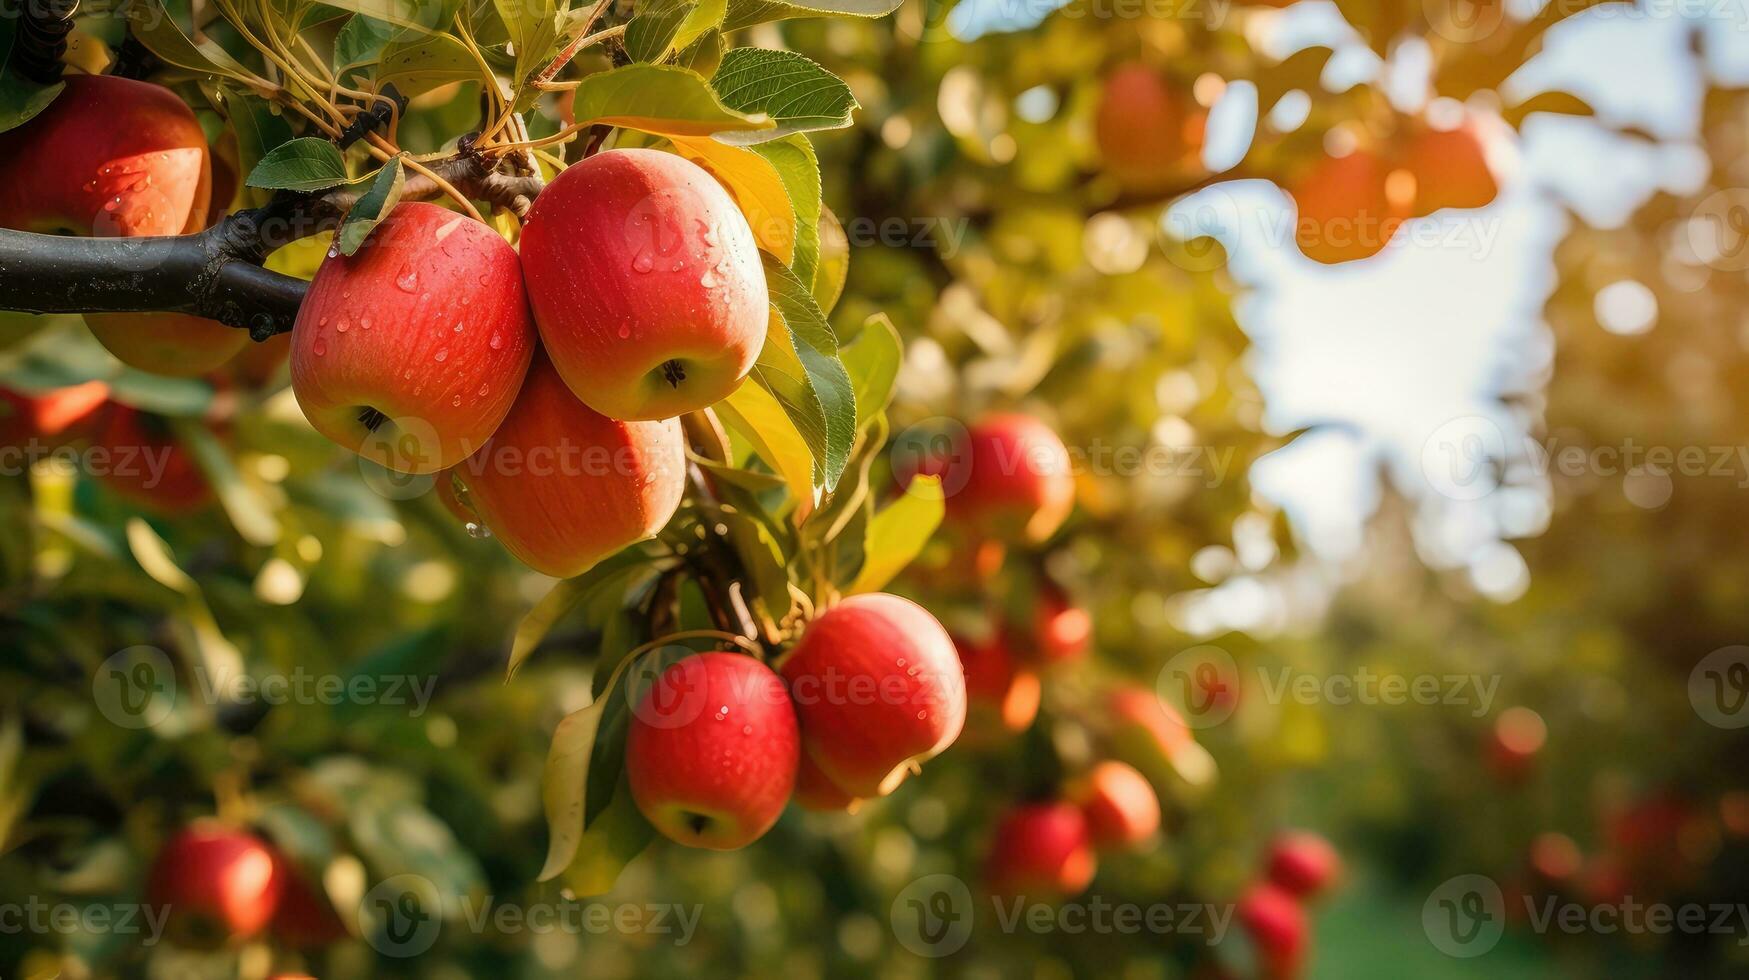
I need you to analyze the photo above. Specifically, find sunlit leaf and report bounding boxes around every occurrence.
[849,475,942,594]
[567,64,773,137]
[723,0,901,31]
[246,138,352,191]
[377,34,486,95]
[669,136,796,263]
[338,155,406,255]
[751,135,820,280]
[710,49,857,144]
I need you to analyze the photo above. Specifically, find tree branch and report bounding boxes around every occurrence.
[0,150,547,338]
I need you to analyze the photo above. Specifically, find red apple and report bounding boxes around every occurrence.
[291,202,537,474]
[146,825,283,946]
[1528,832,1582,884]
[955,631,1040,738]
[1071,761,1160,848]
[1236,882,1308,980]
[1403,119,1500,216]
[1031,584,1091,663]
[780,593,967,798]
[454,354,685,577]
[626,652,798,849]
[268,851,346,946]
[222,332,292,389]
[1108,686,1194,759]
[0,74,209,238]
[985,801,1097,899]
[1265,831,1341,898]
[1095,63,1203,191]
[88,404,213,514]
[793,751,860,813]
[1289,149,1406,264]
[897,413,1076,543]
[0,381,109,448]
[0,74,248,376]
[519,148,767,421]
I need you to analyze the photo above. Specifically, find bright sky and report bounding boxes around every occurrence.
[953,0,1747,618]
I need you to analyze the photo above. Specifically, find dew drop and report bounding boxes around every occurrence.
[465,522,492,539]
[361,316,372,330]
[318,316,328,327]
[103,198,120,212]
[395,264,419,292]
[312,340,327,356]
[335,318,349,334]
[488,332,504,350]
[632,252,655,273]
[83,180,97,192]
[434,349,448,362]
[700,268,721,288]
[617,325,630,339]
[453,321,464,333]
[477,383,489,396]
[671,260,684,272]
[403,369,414,380]
[741,725,752,735]
[452,396,462,407]
[916,710,928,720]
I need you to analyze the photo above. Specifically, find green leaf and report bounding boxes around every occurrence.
[0,17,63,135]
[761,254,855,490]
[376,33,484,95]
[711,49,857,144]
[625,0,698,63]
[677,0,727,50]
[719,377,818,513]
[229,97,297,209]
[493,0,559,84]
[841,313,901,424]
[676,27,724,78]
[723,0,901,30]
[332,15,395,77]
[507,550,656,680]
[124,0,259,83]
[848,475,943,594]
[338,156,406,256]
[751,136,821,283]
[566,64,773,138]
[319,0,460,35]
[246,137,352,191]
[173,420,280,547]
[562,773,656,896]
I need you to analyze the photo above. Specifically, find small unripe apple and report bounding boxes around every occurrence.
[1403,119,1501,216]
[88,404,212,514]
[291,202,537,474]
[626,652,799,849]
[455,355,685,577]
[1265,831,1341,898]
[1071,761,1160,848]
[1236,882,1307,979]
[780,593,967,798]
[793,751,860,813]
[0,381,109,448]
[1095,63,1203,191]
[897,413,1076,543]
[1289,149,1406,264]
[146,825,283,946]
[985,801,1097,899]
[86,312,250,378]
[955,631,1040,738]
[1031,584,1091,663]
[519,148,767,421]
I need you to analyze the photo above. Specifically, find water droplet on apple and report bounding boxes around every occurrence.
[403,369,414,380]
[313,340,327,356]
[396,264,419,292]
[671,260,684,272]
[741,725,752,736]
[103,198,120,212]
[915,710,927,720]
[361,316,372,330]
[617,325,630,339]
[335,319,349,333]
[453,322,464,333]
[488,332,504,350]
[452,396,461,407]
[465,522,492,539]
[318,316,328,327]
[477,384,489,396]
[632,252,654,274]
[434,349,448,362]
[700,268,721,288]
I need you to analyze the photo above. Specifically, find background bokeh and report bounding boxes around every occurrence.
[6,0,1749,977]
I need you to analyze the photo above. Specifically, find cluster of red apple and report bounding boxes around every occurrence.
[985,760,1162,899]
[0,73,772,579]
[1090,59,1507,265]
[1287,110,1507,264]
[1233,831,1342,979]
[143,824,343,954]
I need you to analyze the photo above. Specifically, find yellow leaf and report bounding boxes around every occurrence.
[669,137,796,264]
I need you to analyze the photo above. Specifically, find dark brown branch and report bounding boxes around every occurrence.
[0,151,547,337]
